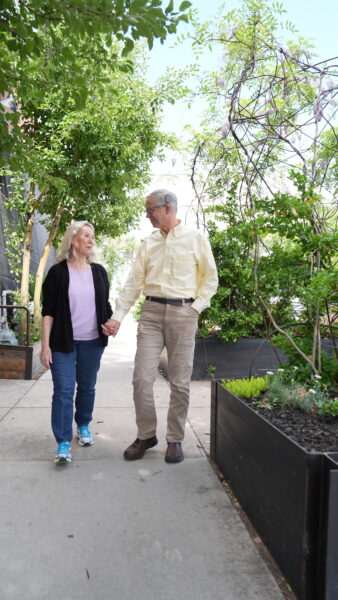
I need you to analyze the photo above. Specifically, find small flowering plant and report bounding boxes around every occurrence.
[255,368,338,418]
[222,369,338,418]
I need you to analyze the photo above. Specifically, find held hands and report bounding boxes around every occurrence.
[101,319,121,337]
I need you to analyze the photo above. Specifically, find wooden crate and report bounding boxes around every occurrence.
[0,344,35,379]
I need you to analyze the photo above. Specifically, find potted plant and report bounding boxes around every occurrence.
[0,301,43,379]
[184,4,338,598]
[191,198,291,379]
[185,1,338,385]
[210,374,338,600]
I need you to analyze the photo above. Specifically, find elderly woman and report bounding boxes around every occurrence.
[40,221,113,464]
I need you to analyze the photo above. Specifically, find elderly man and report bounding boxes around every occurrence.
[103,189,218,463]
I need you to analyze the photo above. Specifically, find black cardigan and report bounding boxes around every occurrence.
[42,260,113,352]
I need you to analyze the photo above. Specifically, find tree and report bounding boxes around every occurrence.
[0,0,192,164]
[99,234,139,286]
[2,44,167,332]
[187,0,338,382]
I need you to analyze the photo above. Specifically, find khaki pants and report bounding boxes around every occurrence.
[132,299,198,442]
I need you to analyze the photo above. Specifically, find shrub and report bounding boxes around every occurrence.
[221,376,269,399]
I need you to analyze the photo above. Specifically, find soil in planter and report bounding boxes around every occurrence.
[244,400,338,453]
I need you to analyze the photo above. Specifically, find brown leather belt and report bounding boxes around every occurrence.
[145,296,194,306]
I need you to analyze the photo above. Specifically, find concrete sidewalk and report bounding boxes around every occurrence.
[0,315,284,600]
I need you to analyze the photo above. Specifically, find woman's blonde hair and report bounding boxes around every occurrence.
[57,221,96,263]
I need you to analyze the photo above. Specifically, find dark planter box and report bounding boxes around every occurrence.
[160,337,286,380]
[160,336,338,381]
[192,336,287,379]
[0,341,42,379]
[210,380,338,600]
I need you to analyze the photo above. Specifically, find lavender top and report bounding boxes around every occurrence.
[68,266,98,340]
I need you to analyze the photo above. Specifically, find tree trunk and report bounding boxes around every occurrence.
[20,182,37,307]
[253,235,319,375]
[33,201,63,330]
[18,183,44,344]
[311,253,322,371]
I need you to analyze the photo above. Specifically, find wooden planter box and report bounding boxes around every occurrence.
[0,305,43,380]
[210,380,338,600]
[0,341,42,379]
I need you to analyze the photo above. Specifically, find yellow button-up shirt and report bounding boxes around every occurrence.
[113,222,218,322]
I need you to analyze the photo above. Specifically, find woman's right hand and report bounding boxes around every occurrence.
[101,319,121,337]
[40,346,52,369]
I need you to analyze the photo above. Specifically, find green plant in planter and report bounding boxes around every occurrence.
[259,378,338,418]
[221,376,269,399]
[221,373,338,418]
[187,0,338,390]
[206,364,216,378]
[315,398,338,418]
[273,333,338,391]
[198,218,264,342]
[8,288,41,345]
[198,205,297,342]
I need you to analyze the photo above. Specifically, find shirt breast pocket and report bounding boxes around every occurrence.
[173,254,197,276]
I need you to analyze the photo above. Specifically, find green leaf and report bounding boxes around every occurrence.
[6,39,18,51]
[165,0,174,15]
[122,37,135,56]
[179,1,192,11]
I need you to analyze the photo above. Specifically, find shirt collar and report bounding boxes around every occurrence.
[159,220,183,238]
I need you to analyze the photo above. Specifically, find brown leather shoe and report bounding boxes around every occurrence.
[165,442,184,464]
[123,436,158,460]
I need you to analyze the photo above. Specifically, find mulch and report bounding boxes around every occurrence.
[244,400,337,453]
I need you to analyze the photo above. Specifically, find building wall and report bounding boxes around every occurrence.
[0,174,56,295]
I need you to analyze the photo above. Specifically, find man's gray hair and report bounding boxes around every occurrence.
[147,189,177,214]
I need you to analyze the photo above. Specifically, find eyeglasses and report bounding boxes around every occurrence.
[145,203,166,214]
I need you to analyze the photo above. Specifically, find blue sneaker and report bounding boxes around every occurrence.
[76,426,93,446]
[55,442,72,464]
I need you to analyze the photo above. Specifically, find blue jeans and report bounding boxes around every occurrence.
[50,339,104,443]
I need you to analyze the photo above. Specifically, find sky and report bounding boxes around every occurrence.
[147,0,338,130]
[137,0,338,233]
[149,0,338,74]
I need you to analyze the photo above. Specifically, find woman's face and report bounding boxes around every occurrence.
[72,225,94,257]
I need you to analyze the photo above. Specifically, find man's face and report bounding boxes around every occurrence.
[145,196,168,229]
